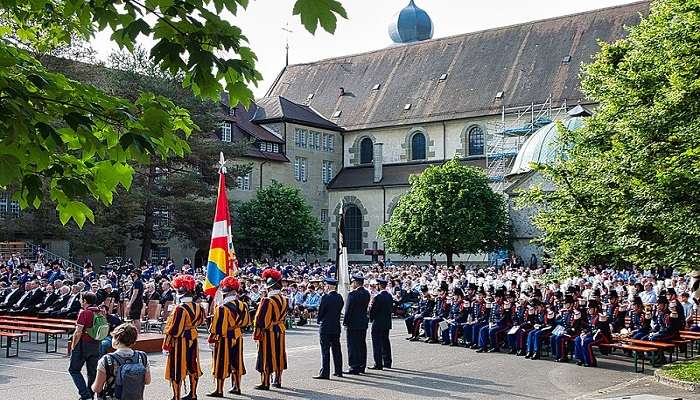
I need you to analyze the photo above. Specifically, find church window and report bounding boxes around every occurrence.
[344,205,363,254]
[468,126,485,156]
[359,137,373,164]
[410,131,426,160]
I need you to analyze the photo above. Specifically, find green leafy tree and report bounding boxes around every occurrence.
[519,0,700,272]
[0,0,347,226]
[236,181,322,258]
[379,158,510,266]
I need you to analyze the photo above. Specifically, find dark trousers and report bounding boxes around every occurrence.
[68,340,100,400]
[346,329,367,373]
[371,328,392,368]
[319,333,342,377]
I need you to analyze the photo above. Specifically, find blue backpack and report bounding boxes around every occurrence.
[105,351,147,400]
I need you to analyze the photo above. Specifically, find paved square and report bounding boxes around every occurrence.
[0,321,694,399]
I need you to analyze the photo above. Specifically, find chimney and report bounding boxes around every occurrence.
[373,142,383,183]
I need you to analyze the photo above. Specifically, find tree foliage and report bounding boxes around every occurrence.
[0,0,347,226]
[519,0,700,272]
[379,158,510,266]
[236,181,322,258]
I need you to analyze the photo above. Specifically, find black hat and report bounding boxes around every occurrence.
[468,283,477,291]
[533,288,543,297]
[324,277,338,286]
[657,296,669,305]
[507,290,516,299]
[632,296,643,306]
[608,290,619,298]
[495,289,506,298]
[420,285,429,292]
[564,294,575,304]
[439,282,449,292]
[529,299,542,307]
[477,287,486,295]
[376,278,388,286]
[351,274,365,283]
[587,300,599,309]
[666,288,676,296]
[453,287,464,297]
[554,291,563,300]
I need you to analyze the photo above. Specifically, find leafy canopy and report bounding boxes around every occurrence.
[379,158,510,265]
[236,181,322,258]
[519,0,700,272]
[0,0,347,226]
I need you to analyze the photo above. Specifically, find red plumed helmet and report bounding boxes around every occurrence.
[220,276,240,292]
[172,274,196,292]
[261,268,282,286]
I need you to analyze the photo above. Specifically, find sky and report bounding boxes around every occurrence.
[92,0,639,97]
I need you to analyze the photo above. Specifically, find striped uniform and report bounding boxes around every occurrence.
[254,291,289,377]
[210,299,251,379]
[163,301,205,383]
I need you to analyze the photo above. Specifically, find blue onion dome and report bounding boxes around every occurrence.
[388,0,434,44]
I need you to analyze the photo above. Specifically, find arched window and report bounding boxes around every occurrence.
[359,137,373,164]
[411,132,426,160]
[468,126,485,155]
[344,205,363,254]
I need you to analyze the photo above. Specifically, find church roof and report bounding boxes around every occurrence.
[266,1,648,131]
[252,96,342,131]
[327,157,486,190]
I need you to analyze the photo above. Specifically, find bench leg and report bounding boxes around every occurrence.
[20,332,30,343]
[8,337,18,358]
[45,334,58,354]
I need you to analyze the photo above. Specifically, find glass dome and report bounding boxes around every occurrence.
[388,0,433,44]
[509,117,585,175]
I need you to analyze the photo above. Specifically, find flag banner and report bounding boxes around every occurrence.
[336,208,350,300]
[204,160,238,298]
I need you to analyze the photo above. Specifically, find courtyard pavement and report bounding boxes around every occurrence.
[0,320,694,400]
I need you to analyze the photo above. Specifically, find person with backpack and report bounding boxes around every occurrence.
[92,323,151,400]
[69,291,109,400]
[163,274,205,400]
[206,277,250,397]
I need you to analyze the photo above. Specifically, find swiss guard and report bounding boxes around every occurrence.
[207,276,250,397]
[163,274,205,400]
[253,268,289,390]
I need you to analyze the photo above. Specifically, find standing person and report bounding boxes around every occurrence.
[207,277,250,397]
[313,277,344,380]
[368,278,393,370]
[163,275,205,400]
[343,274,370,375]
[128,269,144,333]
[69,292,102,400]
[253,268,288,390]
[92,323,151,400]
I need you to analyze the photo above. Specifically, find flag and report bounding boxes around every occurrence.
[204,154,238,298]
[336,206,350,300]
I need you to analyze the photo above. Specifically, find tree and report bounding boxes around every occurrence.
[518,0,700,273]
[378,158,510,266]
[0,0,347,226]
[236,181,322,258]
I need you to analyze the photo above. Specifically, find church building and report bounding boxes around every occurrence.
[229,0,649,263]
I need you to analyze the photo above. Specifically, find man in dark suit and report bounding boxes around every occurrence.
[38,285,71,315]
[9,280,45,315]
[0,279,23,312]
[36,284,60,312]
[369,278,393,370]
[343,274,370,375]
[51,284,82,318]
[313,277,344,380]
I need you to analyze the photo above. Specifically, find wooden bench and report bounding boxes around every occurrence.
[598,342,657,373]
[0,324,64,353]
[0,331,24,358]
[0,315,76,324]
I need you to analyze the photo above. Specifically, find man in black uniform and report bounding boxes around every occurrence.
[369,278,393,370]
[343,274,370,375]
[314,277,344,380]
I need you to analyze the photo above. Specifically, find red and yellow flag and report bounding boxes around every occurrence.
[204,159,238,297]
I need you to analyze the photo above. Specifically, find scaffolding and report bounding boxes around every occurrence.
[486,95,568,192]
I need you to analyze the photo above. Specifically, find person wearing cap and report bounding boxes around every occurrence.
[604,290,624,333]
[369,278,393,370]
[465,288,488,348]
[627,296,650,339]
[207,276,250,397]
[549,294,581,362]
[573,300,610,367]
[442,287,468,346]
[313,277,344,380]
[253,268,289,390]
[506,296,530,355]
[524,299,551,359]
[644,295,678,342]
[476,289,509,353]
[405,285,435,341]
[343,274,370,375]
[665,288,686,333]
[423,282,450,344]
[163,274,205,400]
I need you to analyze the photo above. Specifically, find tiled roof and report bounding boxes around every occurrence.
[252,96,342,131]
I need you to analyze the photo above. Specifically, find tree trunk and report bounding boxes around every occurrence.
[446,252,453,268]
[139,166,156,263]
